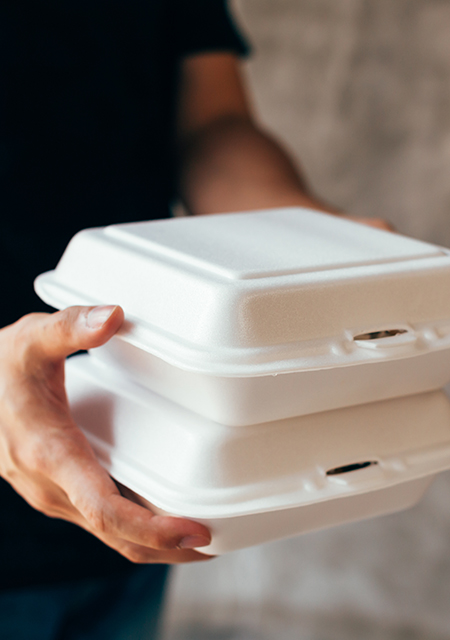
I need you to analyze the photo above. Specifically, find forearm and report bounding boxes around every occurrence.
[178,115,338,216]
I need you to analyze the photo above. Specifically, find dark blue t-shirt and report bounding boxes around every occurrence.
[0,0,248,589]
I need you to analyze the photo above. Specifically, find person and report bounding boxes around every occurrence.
[0,1,391,638]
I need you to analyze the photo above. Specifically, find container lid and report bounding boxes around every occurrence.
[36,208,450,375]
[66,354,450,519]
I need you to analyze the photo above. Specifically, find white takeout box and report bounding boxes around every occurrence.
[66,354,450,555]
[36,207,450,425]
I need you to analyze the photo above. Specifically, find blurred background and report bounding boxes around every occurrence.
[162,1,450,638]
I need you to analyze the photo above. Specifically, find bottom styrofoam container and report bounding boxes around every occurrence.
[132,477,434,554]
[65,354,450,555]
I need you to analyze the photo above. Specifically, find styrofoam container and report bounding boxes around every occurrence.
[36,207,450,425]
[66,354,450,555]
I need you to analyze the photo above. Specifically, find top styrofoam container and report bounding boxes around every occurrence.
[36,208,450,425]
[66,354,450,555]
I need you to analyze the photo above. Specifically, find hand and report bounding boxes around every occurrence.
[266,194,396,233]
[341,215,395,232]
[305,199,395,232]
[0,306,212,564]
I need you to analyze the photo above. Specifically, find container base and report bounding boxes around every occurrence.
[133,477,433,555]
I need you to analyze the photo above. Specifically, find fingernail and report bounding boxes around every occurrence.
[86,305,117,329]
[177,535,210,550]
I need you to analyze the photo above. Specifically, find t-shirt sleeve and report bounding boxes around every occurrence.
[171,0,251,58]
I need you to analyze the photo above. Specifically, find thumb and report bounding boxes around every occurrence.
[23,305,124,363]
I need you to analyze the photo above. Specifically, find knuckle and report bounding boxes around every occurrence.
[28,487,63,516]
[4,313,53,372]
[84,502,110,535]
[51,309,77,342]
[36,314,75,361]
[7,308,82,368]
[12,313,43,334]
[7,316,42,366]
[148,531,168,551]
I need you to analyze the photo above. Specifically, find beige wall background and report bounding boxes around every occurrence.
[238,0,450,245]
[162,2,450,638]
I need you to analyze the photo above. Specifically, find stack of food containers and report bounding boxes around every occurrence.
[35,208,450,554]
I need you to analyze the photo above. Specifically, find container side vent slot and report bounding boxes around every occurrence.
[354,329,407,341]
[326,461,378,476]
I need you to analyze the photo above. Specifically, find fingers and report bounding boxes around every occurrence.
[13,305,124,365]
[79,524,214,565]
[6,425,213,561]
[8,465,213,565]
[70,479,211,551]
[359,218,396,232]
[0,306,214,566]
[78,511,214,564]
[40,429,211,551]
[1,389,212,558]
[342,215,396,232]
